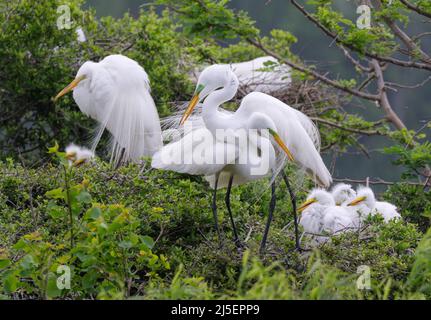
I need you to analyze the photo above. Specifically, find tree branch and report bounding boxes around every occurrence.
[333,177,423,186]
[371,59,407,130]
[246,38,380,101]
[290,0,431,71]
[375,0,431,62]
[311,117,384,136]
[399,0,431,19]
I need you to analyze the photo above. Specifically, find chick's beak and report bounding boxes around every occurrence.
[54,75,86,102]
[66,152,77,161]
[347,196,366,207]
[298,198,317,212]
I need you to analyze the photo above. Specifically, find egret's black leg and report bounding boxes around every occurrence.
[260,182,277,254]
[225,174,241,246]
[212,173,222,242]
[281,171,301,251]
[114,148,126,171]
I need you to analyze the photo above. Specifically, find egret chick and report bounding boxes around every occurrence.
[65,144,95,167]
[348,187,401,223]
[299,189,356,239]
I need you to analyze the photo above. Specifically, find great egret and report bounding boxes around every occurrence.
[348,187,401,223]
[65,144,95,167]
[179,64,332,252]
[152,114,294,247]
[54,54,162,167]
[298,189,356,241]
[191,56,292,94]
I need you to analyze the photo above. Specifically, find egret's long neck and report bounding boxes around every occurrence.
[202,83,238,133]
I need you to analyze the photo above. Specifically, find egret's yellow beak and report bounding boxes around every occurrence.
[66,151,77,160]
[180,84,205,126]
[269,129,294,162]
[298,198,317,212]
[54,75,86,102]
[347,196,366,207]
[73,159,86,167]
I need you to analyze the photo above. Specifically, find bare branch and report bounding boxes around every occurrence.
[386,76,431,89]
[333,177,422,186]
[246,38,380,101]
[311,117,384,136]
[341,47,372,72]
[399,0,431,19]
[371,59,407,130]
[412,32,431,41]
[290,0,431,71]
[375,1,431,62]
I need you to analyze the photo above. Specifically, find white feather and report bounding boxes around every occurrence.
[72,55,162,166]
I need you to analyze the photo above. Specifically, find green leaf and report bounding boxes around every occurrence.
[141,236,155,250]
[3,272,19,294]
[46,273,62,299]
[47,201,64,219]
[85,207,102,220]
[82,271,98,290]
[0,259,11,269]
[46,188,65,200]
[47,142,60,154]
[76,191,92,204]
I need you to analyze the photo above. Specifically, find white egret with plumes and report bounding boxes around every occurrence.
[54,54,162,167]
[174,64,332,252]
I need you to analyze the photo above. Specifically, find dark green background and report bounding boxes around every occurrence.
[84,0,431,186]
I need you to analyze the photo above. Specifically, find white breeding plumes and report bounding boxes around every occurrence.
[65,144,95,166]
[54,54,162,167]
[191,56,292,94]
[348,186,401,223]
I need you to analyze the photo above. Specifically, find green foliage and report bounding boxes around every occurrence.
[0,149,168,299]
[384,184,431,233]
[0,1,195,161]
[407,227,431,298]
[0,0,96,159]
[0,153,429,300]
[384,130,431,180]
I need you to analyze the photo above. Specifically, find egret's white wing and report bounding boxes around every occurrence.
[232,56,292,93]
[237,92,331,187]
[374,202,401,222]
[152,128,238,176]
[300,206,326,235]
[322,206,356,234]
